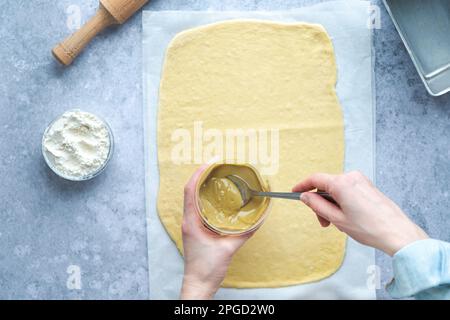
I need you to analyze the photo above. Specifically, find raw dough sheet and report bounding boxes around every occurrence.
[144,0,376,299]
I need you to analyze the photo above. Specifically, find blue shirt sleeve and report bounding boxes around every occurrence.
[386,239,450,300]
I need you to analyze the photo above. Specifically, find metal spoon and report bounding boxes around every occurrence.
[226,175,338,207]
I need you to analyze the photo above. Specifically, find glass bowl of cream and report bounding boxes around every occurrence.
[194,163,272,236]
[42,109,114,181]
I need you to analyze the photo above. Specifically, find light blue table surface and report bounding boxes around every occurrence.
[1,0,449,299]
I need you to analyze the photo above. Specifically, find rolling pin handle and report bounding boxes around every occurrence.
[52,4,117,66]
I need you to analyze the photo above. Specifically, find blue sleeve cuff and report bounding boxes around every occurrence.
[386,239,450,299]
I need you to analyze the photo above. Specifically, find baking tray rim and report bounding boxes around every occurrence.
[383,0,450,97]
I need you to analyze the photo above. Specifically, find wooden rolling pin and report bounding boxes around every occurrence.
[52,0,149,66]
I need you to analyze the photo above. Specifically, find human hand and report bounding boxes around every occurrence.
[293,171,428,256]
[180,165,254,300]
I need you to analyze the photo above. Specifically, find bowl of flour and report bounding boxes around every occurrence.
[42,109,114,181]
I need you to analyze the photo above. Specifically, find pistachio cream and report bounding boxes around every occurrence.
[198,164,270,233]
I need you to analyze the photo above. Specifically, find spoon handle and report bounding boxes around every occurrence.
[253,191,338,206]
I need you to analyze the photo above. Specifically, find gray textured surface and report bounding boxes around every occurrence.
[0,0,449,300]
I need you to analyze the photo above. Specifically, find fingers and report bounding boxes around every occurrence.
[292,173,336,194]
[184,164,209,208]
[184,165,209,196]
[292,173,337,227]
[316,214,331,227]
[183,165,210,234]
[301,192,343,224]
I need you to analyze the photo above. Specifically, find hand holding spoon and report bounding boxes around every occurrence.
[226,175,338,207]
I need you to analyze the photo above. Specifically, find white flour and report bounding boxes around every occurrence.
[43,110,110,179]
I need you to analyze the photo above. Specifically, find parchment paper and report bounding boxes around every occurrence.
[143,0,376,299]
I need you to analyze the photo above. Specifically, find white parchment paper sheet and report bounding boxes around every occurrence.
[143,0,376,299]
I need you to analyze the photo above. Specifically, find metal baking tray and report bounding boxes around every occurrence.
[383,0,450,96]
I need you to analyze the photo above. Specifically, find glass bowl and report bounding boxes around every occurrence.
[41,110,114,181]
[194,162,272,236]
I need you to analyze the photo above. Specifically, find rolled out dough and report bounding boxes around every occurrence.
[157,20,346,288]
